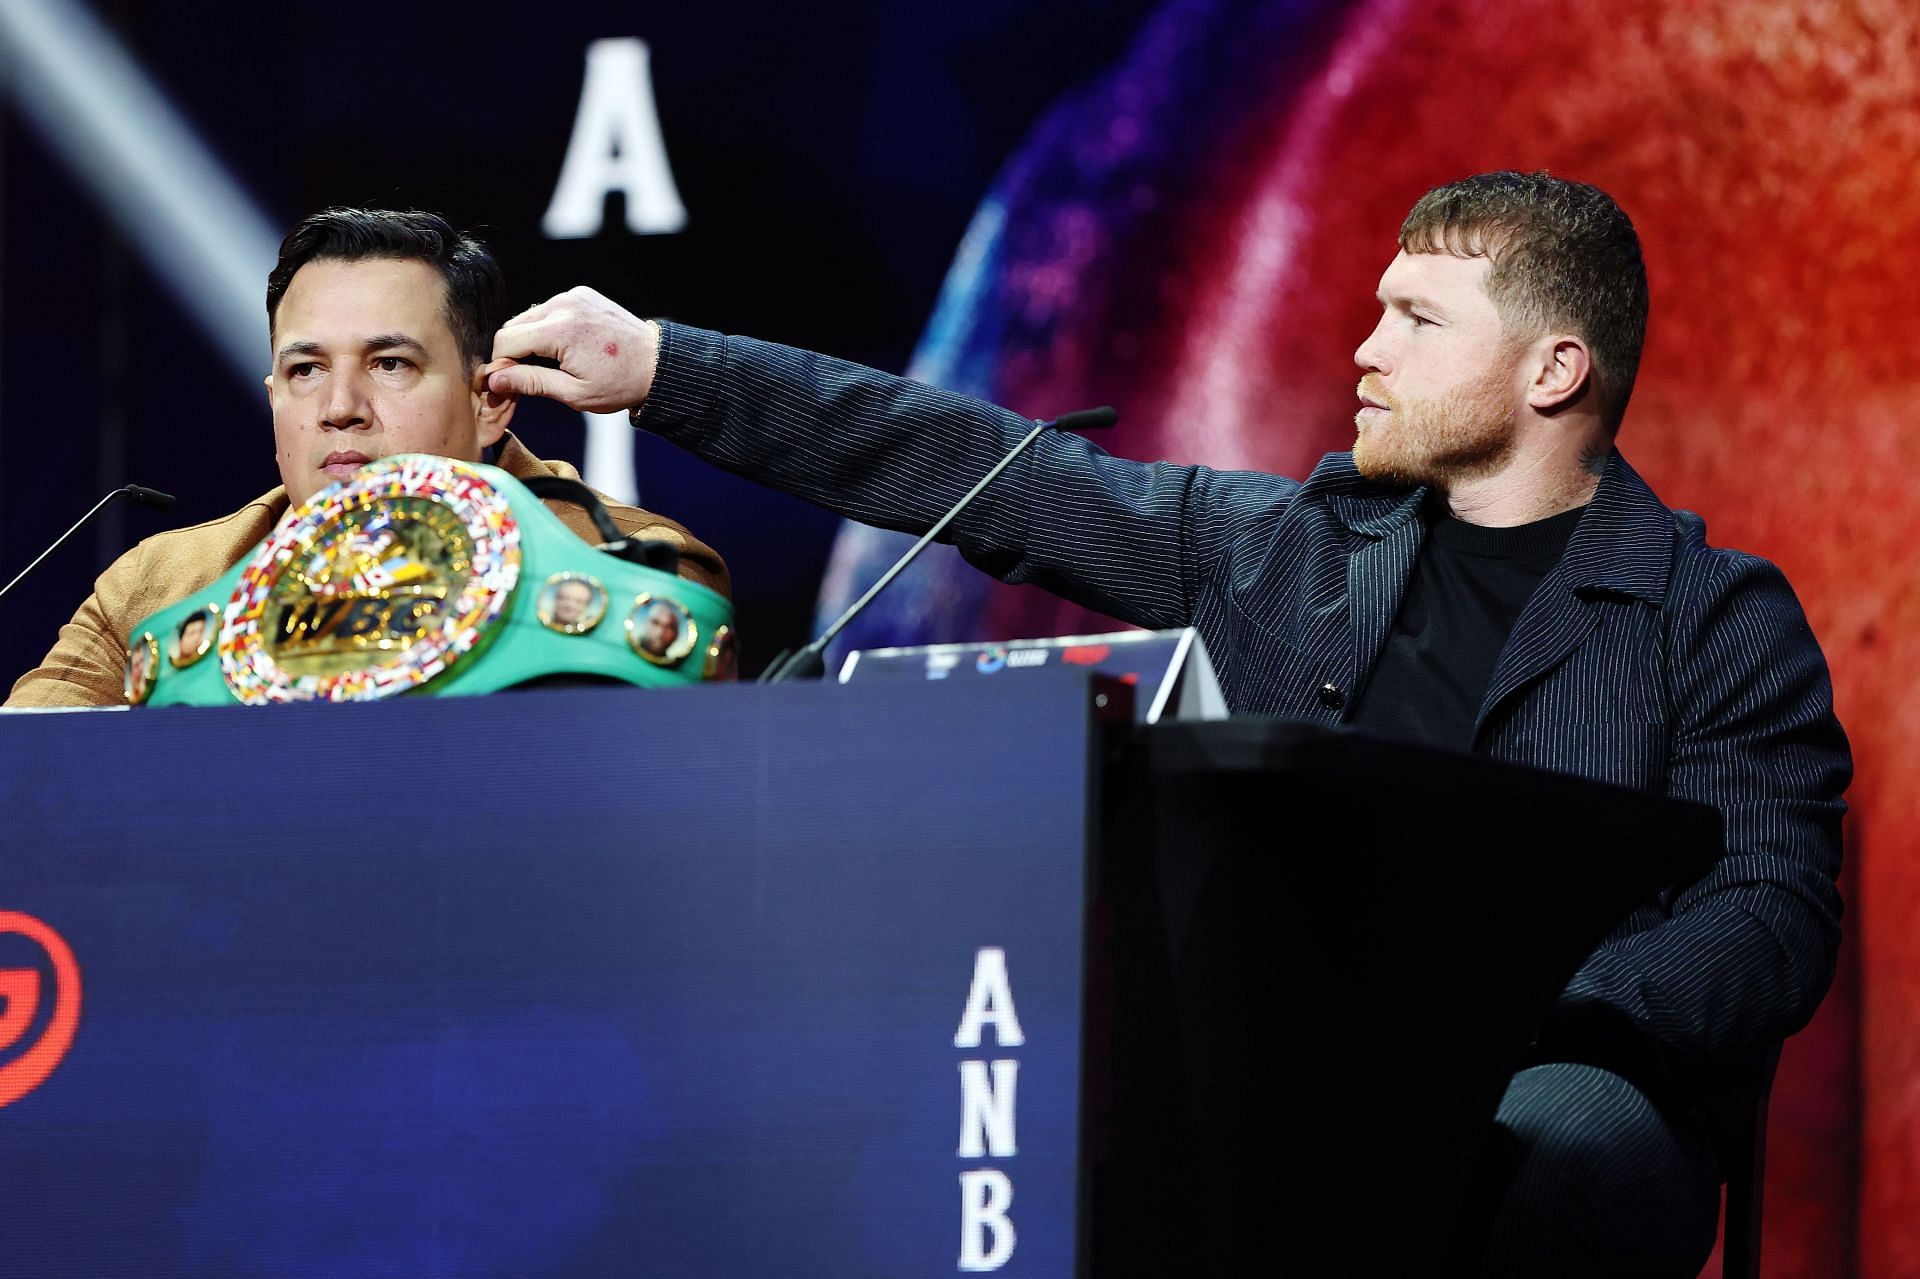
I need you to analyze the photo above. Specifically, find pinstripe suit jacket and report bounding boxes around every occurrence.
[644,323,1850,1096]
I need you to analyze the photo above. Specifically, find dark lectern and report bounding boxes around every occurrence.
[0,673,1717,1277]
[1095,719,1720,1274]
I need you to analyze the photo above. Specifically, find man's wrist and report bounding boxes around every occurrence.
[644,318,663,402]
[630,318,665,427]
[630,321,728,434]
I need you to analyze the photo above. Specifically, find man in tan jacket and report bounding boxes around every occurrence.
[6,208,726,709]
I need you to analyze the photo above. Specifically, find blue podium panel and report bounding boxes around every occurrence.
[0,676,1099,1278]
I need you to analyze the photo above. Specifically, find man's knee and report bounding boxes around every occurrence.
[1475,1063,1719,1278]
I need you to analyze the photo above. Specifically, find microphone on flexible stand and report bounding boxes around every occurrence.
[759,406,1118,684]
[0,484,179,605]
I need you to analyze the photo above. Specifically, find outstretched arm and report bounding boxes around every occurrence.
[488,289,1297,631]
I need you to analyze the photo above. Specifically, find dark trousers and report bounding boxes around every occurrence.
[1451,1063,1723,1278]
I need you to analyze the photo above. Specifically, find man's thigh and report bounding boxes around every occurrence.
[1458,1062,1721,1278]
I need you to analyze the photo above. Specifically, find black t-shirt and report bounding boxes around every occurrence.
[1347,498,1587,749]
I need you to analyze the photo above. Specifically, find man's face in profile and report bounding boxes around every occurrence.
[265,258,513,507]
[552,581,593,625]
[642,602,680,655]
[1350,250,1526,487]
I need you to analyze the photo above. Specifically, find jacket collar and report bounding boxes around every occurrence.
[1553,450,1672,605]
[1313,453,1428,538]
[1315,448,1672,604]
[1471,450,1672,736]
[493,431,578,483]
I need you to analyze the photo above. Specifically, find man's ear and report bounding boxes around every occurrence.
[472,369,517,448]
[1527,335,1592,415]
[263,371,276,412]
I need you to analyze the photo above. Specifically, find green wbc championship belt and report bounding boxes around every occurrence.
[125,454,734,707]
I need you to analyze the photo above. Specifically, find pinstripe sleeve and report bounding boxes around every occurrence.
[1559,550,1851,1055]
[636,321,1297,630]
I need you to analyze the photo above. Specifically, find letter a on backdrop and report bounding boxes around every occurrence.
[543,38,688,237]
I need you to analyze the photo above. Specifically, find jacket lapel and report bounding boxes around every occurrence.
[1325,481,1427,697]
[1472,450,1673,739]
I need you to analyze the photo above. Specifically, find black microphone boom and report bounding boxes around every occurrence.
[759,407,1117,684]
[122,485,178,513]
[1052,406,1118,433]
[0,484,180,605]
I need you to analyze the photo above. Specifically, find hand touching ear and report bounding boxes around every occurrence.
[485,286,661,413]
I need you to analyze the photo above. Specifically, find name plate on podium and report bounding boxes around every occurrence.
[838,628,1226,723]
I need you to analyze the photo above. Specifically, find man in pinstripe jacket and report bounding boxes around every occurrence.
[492,172,1849,1276]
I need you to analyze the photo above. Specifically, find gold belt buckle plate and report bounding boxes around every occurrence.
[219,456,522,704]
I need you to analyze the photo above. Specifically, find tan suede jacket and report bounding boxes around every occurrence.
[5,435,729,708]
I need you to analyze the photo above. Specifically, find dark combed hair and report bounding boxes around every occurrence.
[265,208,505,371]
[1399,171,1648,432]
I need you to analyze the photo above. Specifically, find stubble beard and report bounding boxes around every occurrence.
[1351,367,1519,490]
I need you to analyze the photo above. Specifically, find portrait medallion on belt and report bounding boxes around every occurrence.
[703,624,737,681]
[170,603,219,669]
[124,632,160,705]
[537,573,608,635]
[218,455,521,703]
[627,593,698,668]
